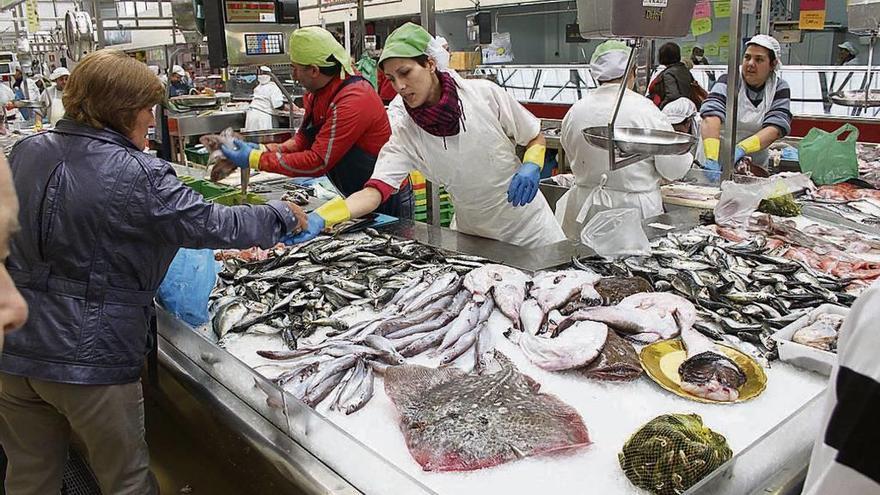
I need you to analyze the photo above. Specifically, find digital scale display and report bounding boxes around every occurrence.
[225,1,276,23]
[244,33,285,56]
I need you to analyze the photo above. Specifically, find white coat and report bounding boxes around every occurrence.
[245,80,284,131]
[557,84,693,240]
[371,72,566,249]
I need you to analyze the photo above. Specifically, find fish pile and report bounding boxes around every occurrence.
[791,312,846,352]
[857,144,880,188]
[811,182,880,203]
[384,352,591,472]
[573,227,857,363]
[210,230,488,349]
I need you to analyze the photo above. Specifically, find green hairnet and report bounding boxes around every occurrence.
[289,27,354,78]
[379,22,432,65]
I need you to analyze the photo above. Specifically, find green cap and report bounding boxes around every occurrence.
[379,22,432,65]
[289,27,355,78]
[590,40,630,64]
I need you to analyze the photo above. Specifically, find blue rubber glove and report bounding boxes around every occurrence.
[733,146,747,164]
[703,159,721,171]
[220,139,259,169]
[284,212,326,244]
[507,163,542,207]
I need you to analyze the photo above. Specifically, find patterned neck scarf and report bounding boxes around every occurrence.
[405,71,463,138]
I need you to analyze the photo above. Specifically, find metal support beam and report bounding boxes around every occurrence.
[722,0,743,181]
[760,0,771,34]
[355,0,365,59]
[420,0,438,225]
[420,0,435,35]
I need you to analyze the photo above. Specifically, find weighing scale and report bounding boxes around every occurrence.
[830,0,880,109]
[575,0,699,172]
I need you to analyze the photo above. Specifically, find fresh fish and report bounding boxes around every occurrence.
[439,327,480,366]
[212,298,249,338]
[677,311,747,402]
[792,313,844,351]
[375,308,444,336]
[580,330,641,381]
[436,302,481,353]
[529,269,602,314]
[305,355,359,397]
[519,298,545,336]
[512,320,608,371]
[463,264,530,303]
[384,311,456,340]
[383,352,591,471]
[341,364,375,415]
[332,359,366,410]
[494,283,527,328]
[594,277,652,305]
[398,327,449,357]
[303,369,349,407]
[362,334,406,365]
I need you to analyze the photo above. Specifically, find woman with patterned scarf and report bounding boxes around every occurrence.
[288,23,565,248]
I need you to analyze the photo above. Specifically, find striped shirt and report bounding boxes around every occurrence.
[803,281,880,495]
[699,73,792,137]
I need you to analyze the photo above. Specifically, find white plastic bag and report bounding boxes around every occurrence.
[714,180,770,227]
[580,208,651,258]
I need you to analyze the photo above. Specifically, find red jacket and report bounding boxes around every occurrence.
[376,71,398,105]
[261,76,391,177]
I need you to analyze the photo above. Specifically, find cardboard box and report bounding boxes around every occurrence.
[449,51,482,71]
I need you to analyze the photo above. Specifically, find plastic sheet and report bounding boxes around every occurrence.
[580,208,650,258]
[156,248,220,326]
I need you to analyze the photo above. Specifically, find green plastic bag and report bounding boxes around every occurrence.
[799,124,860,185]
[355,53,378,90]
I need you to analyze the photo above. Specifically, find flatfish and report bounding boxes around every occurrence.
[384,352,591,472]
[594,277,652,305]
[580,330,642,381]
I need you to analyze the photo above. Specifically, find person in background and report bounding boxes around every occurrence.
[557,40,693,239]
[802,279,880,495]
[662,97,704,165]
[36,67,70,126]
[699,35,791,172]
[838,41,860,66]
[219,26,413,219]
[10,64,39,122]
[0,49,306,495]
[690,44,716,88]
[167,64,192,98]
[0,154,28,340]
[288,23,565,248]
[648,42,698,109]
[244,66,285,131]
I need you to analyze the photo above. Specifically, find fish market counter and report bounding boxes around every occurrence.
[154,222,830,495]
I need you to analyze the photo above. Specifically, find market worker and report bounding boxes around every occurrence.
[663,97,705,165]
[167,64,192,97]
[288,23,565,248]
[838,41,860,66]
[699,35,792,171]
[802,280,880,495]
[36,66,69,125]
[10,64,39,121]
[0,49,307,495]
[557,41,693,239]
[0,154,28,337]
[244,65,285,131]
[219,26,413,219]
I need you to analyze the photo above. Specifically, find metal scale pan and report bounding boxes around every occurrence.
[582,127,697,156]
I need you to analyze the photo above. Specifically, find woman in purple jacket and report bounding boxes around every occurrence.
[0,49,306,495]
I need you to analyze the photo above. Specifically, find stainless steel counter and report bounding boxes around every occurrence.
[167,110,246,138]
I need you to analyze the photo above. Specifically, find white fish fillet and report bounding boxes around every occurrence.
[514,320,608,371]
[464,264,530,326]
[520,299,545,336]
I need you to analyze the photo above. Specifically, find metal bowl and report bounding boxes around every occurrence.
[830,89,880,108]
[239,129,294,144]
[170,95,220,108]
[582,126,696,156]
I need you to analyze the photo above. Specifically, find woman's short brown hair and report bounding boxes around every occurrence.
[63,49,164,135]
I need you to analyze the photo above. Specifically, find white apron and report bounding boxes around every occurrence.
[724,71,778,167]
[555,84,693,239]
[376,75,566,248]
[245,82,283,131]
[47,87,65,125]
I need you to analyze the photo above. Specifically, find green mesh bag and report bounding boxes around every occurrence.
[618,414,732,495]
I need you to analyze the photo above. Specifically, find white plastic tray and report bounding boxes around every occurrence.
[771,304,848,376]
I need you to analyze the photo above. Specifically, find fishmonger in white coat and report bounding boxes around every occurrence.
[244,66,285,131]
[557,41,693,240]
[287,23,565,248]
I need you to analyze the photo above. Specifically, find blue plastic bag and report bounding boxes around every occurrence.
[156,248,220,327]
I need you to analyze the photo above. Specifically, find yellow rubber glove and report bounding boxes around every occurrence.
[737,135,762,154]
[248,144,267,170]
[315,197,351,228]
[703,138,720,161]
[522,143,547,170]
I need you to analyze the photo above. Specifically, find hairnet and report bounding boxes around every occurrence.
[171,65,186,77]
[49,67,70,81]
[288,27,355,78]
[746,34,782,71]
[662,98,697,124]
[590,40,632,82]
[426,35,451,71]
[838,41,859,56]
[379,22,432,65]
